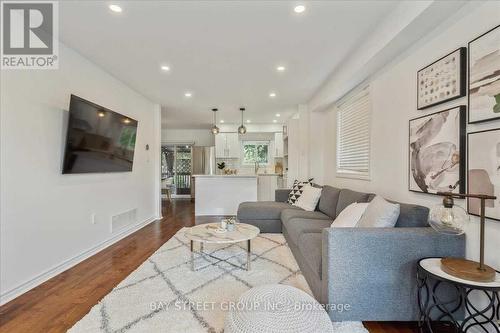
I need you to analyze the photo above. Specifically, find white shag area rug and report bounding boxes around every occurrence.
[69,229,368,333]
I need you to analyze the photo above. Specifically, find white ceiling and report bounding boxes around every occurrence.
[59,1,399,129]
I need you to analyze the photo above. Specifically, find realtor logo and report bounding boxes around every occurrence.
[1,1,58,69]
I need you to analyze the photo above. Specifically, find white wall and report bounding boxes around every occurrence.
[308,2,500,270]
[161,128,215,146]
[0,43,161,304]
[297,105,310,181]
[308,110,325,185]
[281,106,311,186]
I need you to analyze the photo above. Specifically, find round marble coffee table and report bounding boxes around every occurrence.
[185,223,260,271]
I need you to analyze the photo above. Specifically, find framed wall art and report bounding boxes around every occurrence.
[409,106,466,195]
[467,128,500,221]
[468,25,500,124]
[417,47,466,110]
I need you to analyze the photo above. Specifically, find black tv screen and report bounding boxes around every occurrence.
[63,95,138,174]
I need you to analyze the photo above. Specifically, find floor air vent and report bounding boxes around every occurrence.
[111,209,137,233]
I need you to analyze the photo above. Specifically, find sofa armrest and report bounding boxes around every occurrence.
[275,189,291,202]
[321,227,465,321]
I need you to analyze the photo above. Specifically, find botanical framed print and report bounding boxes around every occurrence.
[409,106,466,195]
[417,47,466,110]
[467,128,500,221]
[468,25,500,124]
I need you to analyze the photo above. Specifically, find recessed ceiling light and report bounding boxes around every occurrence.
[109,4,122,13]
[273,119,278,123]
[294,5,306,13]
[220,120,224,123]
[276,66,286,72]
[269,92,277,98]
[246,120,251,123]
[184,92,192,97]
[276,113,281,117]
[161,65,170,71]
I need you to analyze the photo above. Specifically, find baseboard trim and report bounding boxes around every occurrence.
[0,216,158,306]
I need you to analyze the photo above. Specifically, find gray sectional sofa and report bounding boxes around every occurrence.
[236,185,466,321]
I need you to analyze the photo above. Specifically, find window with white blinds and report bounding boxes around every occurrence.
[336,86,371,179]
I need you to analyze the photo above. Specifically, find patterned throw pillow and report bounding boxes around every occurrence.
[287,178,314,204]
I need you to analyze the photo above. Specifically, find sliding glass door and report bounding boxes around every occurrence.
[173,145,192,195]
[161,145,192,198]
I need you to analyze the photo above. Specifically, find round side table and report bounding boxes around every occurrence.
[417,257,500,333]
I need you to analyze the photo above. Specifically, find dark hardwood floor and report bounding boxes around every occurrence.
[0,200,418,333]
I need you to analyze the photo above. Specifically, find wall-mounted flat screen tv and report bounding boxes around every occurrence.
[63,95,138,174]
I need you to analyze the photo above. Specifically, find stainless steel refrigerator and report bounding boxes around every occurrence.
[191,146,216,199]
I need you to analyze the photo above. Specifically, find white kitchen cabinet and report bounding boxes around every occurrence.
[215,133,227,158]
[257,175,279,201]
[225,133,240,158]
[274,132,284,158]
[215,133,240,158]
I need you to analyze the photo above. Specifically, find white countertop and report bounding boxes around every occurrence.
[193,174,282,178]
[193,174,257,178]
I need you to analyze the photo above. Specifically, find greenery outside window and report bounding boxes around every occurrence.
[242,141,269,165]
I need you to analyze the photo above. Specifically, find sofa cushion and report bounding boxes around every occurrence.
[281,208,331,224]
[318,185,341,218]
[336,189,372,217]
[283,232,323,299]
[235,219,282,233]
[282,218,332,246]
[394,202,429,228]
[237,201,298,221]
[275,189,292,202]
[298,232,323,280]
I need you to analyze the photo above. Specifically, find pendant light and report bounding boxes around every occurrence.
[211,108,220,134]
[238,107,247,134]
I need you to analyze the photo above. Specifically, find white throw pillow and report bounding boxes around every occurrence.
[357,195,400,228]
[293,185,322,211]
[331,202,369,228]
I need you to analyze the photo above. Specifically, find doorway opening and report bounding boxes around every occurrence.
[161,145,192,199]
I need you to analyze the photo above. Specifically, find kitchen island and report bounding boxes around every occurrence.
[193,175,257,216]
